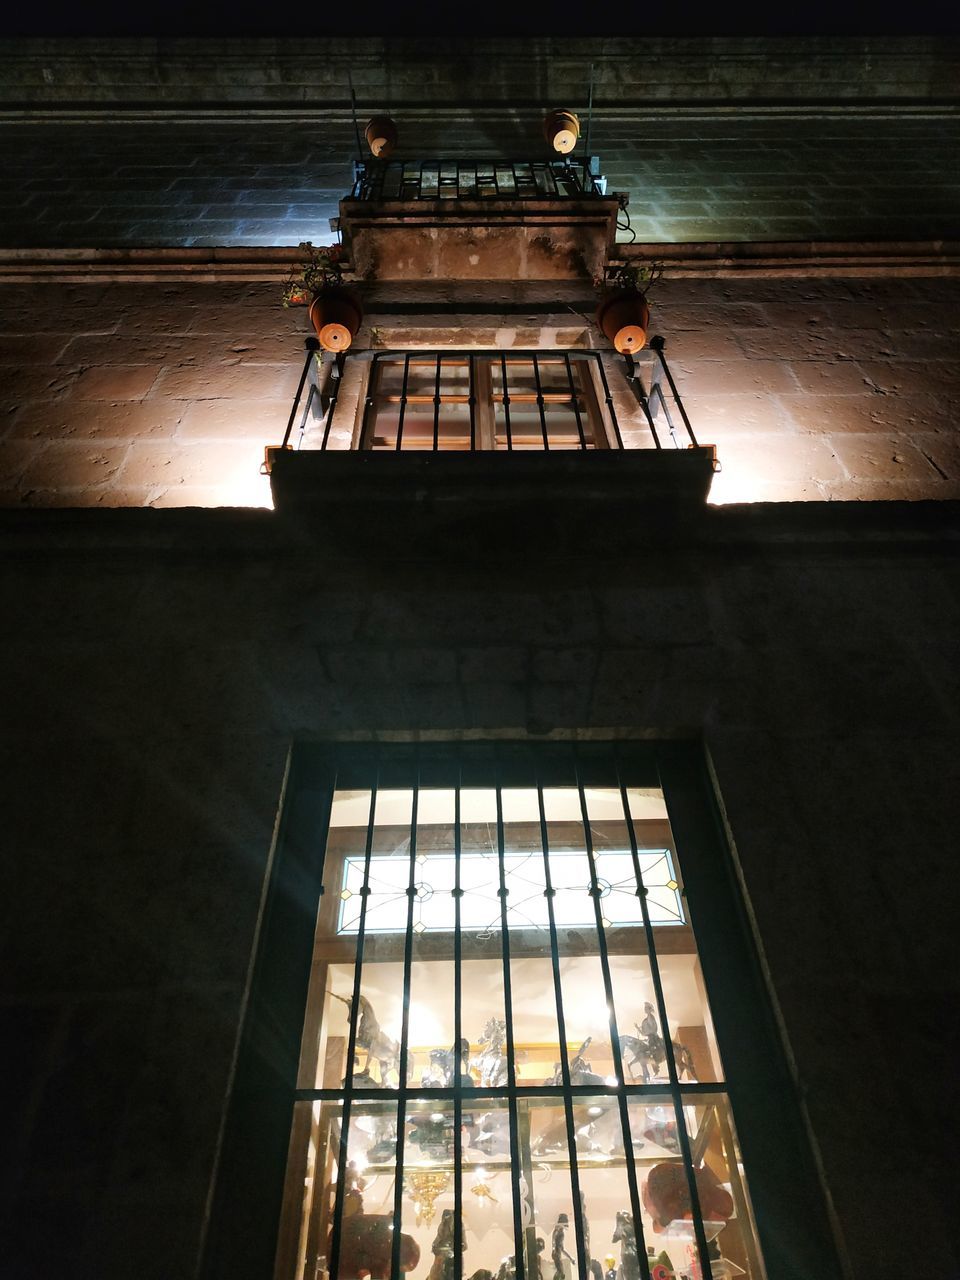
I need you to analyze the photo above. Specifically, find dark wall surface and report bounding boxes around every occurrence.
[2,114,958,248]
[0,503,958,1280]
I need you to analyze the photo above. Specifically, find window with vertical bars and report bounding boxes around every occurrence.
[271,746,769,1280]
[361,353,621,451]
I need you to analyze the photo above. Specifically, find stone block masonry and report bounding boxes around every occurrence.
[0,113,959,248]
[1,275,958,507]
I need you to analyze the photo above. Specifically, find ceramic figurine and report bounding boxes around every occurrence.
[604,1253,618,1280]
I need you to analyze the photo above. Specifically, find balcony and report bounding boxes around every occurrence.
[266,344,717,552]
[339,157,620,282]
[350,157,608,202]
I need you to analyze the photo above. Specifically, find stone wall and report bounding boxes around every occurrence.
[2,37,958,106]
[0,503,958,1280]
[2,276,959,507]
[1,115,958,247]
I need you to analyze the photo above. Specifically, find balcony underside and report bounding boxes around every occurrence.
[269,448,716,554]
[340,196,620,282]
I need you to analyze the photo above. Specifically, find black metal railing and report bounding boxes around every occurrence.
[351,157,607,201]
[275,343,701,458]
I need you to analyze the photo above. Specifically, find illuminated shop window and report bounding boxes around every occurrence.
[272,757,768,1280]
[361,353,616,451]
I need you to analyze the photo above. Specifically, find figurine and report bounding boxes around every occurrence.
[620,1005,697,1084]
[642,1163,734,1235]
[423,1038,474,1087]
[495,1255,517,1280]
[612,1211,640,1280]
[552,1213,574,1280]
[551,1038,606,1087]
[428,1208,465,1280]
[470,1109,511,1156]
[471,1018,509,1087]
[471,1175,499,1205]
[604,1253,618,1280]
[330,992,402,1085]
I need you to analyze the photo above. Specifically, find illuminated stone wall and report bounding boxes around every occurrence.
[2,275,958,507]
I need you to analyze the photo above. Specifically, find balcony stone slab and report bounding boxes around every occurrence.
[340,196,620,283]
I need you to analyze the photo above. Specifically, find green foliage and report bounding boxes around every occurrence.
[281,241,345,307]
[607,260,664,296]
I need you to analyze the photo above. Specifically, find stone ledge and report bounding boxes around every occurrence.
[2,241,958,283]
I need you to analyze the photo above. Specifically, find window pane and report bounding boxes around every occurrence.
[280,770,767,1280]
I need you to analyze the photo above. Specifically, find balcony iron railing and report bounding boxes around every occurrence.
[275,343,700,458]
[350,157,608,202]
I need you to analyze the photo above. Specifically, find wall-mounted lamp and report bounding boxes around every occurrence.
[364,115,398,159]
[543,108,581,154]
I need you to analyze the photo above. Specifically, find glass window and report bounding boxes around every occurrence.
[361,353,614,451]
[274,767,766,1280]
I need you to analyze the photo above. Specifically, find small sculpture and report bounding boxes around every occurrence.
[471,1175,499,1206]
[471,1018,509,1087]
[330,992,402,1085]
[604,1253,618,1280]
[470,1109,511,1156]
[550,1038,606,1087]
[552,1213,574,1280]
[423,1038,473,1088]
[495,1255,517,1280]
[620,1004,697,1084]
[612,1211,640,1280]
[428,1208,465,1280]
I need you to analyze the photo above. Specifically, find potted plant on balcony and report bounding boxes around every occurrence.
[281,241,363,353]
[595,260,664,354]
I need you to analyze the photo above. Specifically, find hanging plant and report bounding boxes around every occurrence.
[595,260,664,355]
[281,241,362,353]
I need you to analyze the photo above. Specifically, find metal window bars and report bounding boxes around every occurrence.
[277,346,701,456]
[284,745,768,1280]
[352,158,608,202]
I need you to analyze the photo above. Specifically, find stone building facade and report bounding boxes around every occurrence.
[0,36,958,1280]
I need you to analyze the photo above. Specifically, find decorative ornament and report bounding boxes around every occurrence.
[407,1170,451,1227]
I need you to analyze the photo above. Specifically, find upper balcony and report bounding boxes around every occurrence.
[339,157,621,283]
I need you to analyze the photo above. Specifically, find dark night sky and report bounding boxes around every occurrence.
[1,0,958,38]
